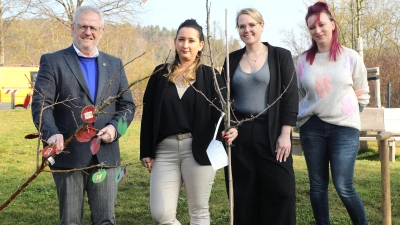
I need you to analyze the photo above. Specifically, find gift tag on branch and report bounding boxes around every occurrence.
[90,137,101,155]
[76,124,96,142]
[92,169,107,183]
[115,167,127,183]
[117,117,128,135]
[81,105,98,123]
[206,112,228,171]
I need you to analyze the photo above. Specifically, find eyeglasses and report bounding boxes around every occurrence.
[237,22,260,31]
[75,23,102,34]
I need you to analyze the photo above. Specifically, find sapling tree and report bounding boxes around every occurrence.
[0,52,159,212]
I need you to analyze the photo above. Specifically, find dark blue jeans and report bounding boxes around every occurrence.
[300,116,368,225]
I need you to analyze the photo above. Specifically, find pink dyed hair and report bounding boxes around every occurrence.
[304,1,342,65]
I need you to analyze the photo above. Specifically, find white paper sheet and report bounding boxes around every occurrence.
[206,140,228,171]
[206,112,228,171]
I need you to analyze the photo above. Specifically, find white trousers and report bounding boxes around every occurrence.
[150,137,216,225]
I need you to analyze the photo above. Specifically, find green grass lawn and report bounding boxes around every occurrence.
[0,110,399,224]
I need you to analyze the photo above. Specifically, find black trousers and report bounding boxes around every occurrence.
[225,118,296,225]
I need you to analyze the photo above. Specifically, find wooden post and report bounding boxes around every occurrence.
[373,67,381,108]
[377,132,392,225]
[360,67,381,150]
[366,67,381,108]
[11,92,15,109]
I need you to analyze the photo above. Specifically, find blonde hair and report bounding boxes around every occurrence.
[236,8,264,27]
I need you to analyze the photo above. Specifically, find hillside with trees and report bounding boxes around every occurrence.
[3,18,241,117]
[2,0,399,110]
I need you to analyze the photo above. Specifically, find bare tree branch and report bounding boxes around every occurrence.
[26,0,148,27]
[0,52,154,212]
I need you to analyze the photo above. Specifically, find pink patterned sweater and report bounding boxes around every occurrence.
[294,47,370,132]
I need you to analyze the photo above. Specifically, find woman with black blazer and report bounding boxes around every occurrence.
[140,19,237,225]
[221,8,298,225]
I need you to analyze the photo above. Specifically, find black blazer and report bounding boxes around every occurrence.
[32,45,135,168]
[222,42,298,154]
[140,64,226,165]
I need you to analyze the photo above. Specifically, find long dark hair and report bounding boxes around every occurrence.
[304,1,342,65]
[168,19,204,85]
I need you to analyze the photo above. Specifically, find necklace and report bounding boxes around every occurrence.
[247,50,262,62]
[247,57,255,73]
[246,46,263,73]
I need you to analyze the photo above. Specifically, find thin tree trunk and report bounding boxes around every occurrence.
[224,9,234,225]
[0,0,4,65]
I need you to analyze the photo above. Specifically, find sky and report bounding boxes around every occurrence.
[141,0,308,51]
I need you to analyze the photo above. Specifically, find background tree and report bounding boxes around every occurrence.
[0,0,33,64]
[25,0,148,27]
[281,0,400,108]
[203,20,242,70]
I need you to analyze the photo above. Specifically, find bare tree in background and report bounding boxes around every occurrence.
[280,0,400,107]
[0,0,33,64]
[1,0,147,64]
[279,25,310,58]
[25,0,148,27]
[281,0,400,57]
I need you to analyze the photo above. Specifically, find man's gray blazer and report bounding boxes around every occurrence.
[32,45,135,169]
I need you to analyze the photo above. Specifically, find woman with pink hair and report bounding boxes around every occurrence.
[295,2,369,224]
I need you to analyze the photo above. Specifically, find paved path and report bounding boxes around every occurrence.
[0,103,11,110]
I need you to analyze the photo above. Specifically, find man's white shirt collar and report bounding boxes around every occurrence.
[73,44,99,58]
